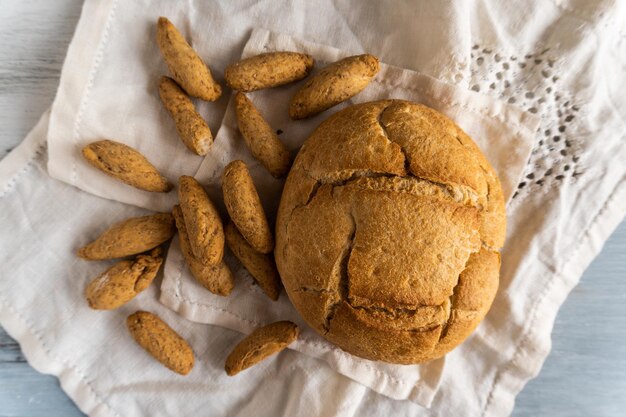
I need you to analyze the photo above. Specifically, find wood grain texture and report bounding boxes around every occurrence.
[0,1,625,416]
[0,327,24,363]
[0,0,83,160]
[512,221,626,417]
[0,360,85,417]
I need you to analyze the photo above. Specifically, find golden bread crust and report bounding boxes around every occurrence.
[276,100,505,363]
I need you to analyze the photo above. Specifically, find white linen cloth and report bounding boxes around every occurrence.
[0,1,625,416]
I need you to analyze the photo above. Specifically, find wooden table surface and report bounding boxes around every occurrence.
[1,1,624,416]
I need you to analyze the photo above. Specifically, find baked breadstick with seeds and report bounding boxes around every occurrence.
[178,176,224,265]
[234,92,291,178]
[78,213,175,260]
[159,76,213,155]
[225,321,299,376]
[127,311,194,375]
[82,140,171,192]
[225,222,281,300]
[85,248,163,310]
[289,54,380,119]
[173,205,234,296]
[156,16,221,101]
[225,52,314,92]
[222,160,273,254]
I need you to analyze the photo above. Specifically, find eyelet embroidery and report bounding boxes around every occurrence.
[469,45,583,200]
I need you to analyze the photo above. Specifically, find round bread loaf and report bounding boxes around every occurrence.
[275,100,506,364]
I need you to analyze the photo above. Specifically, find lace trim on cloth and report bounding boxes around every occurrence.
[469,45,583,200]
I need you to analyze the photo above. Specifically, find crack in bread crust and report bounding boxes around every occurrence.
[438,268,464,342]
[299,168,480,210]
[479,165,491,204]
[377,103,411,175]
[322,210,356,333]
[294,287,335,294]
[304,181,322,207]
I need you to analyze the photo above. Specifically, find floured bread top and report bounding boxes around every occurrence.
[275,100,505,364]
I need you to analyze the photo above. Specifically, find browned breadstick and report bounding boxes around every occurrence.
[85,248,163,310]
[234,92,291,178]
[289,54,380,119]
[222,160,273,254]
[225,222,281,301]
[156,16,221,101]
[127,311,194,375]
[225,52,314,92]
[225,321,299,376]
[159,76,213,155]
[173,205,234,296]
[82,140,171,192]
[178,175,224,265]
[78,213,175,260]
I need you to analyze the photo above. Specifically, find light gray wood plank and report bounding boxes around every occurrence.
[0,363,86,417]
[0,0,83,159]
[0,327,24,363]
[512,221,626,417]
